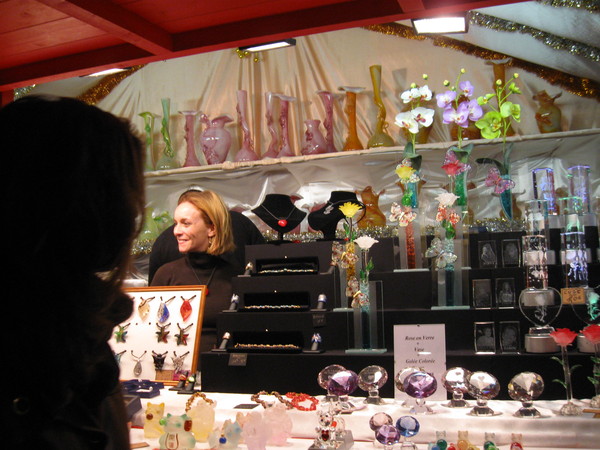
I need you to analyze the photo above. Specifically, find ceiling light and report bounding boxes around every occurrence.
[411,16,468,34]
[239,39,296,53]
[85,68,128,77]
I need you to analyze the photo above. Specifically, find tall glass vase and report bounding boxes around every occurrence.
[139,112,156,172]
[263,91,279,159]
[559,196,588,288]
[155,98,179,170]
[235,90,259,162]
[276,94,296,157]
[317,90,337,153]
[367,65,394,148]
[179,110,202,167]
[532,168,558,215]
[358,248,372,349]
[568,165,591,213]
[339,86,364,151]
[500,175,514,221]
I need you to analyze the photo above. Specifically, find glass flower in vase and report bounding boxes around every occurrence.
[475,72,522,222]
[435,69,482,218]
[352,235,379,351]
[581,324,600,408]
[338,202,363,308]
[550,328,583,415]
[425,192,461,307]
[395,75,434,210]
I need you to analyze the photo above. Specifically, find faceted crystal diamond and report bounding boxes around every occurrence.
[327,370,359,396]
[467,371,500,399]
[442,367,471,394]
[318,364,346,390]
[375,424,400,446]
[394,366,421,392]
[403,371,437,399]
[508,372,544,402]
[395,416,420,437]
[369,412,393,431]
[358,365,388,391]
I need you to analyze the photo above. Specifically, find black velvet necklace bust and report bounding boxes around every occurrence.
[252,193,307,242]
[308,191,363,240]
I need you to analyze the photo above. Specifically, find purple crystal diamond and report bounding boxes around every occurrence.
[375,424,400,446]
[395,416,420,437]
[369,412,393,431]
[327,370,359,396]
[403,371,437,399]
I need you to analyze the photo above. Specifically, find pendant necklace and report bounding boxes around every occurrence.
[172,350,190,373]
[175,322,194,346]
[180,295,196,321]
[138,296,155,321]
[131,350,147,377]
[156,322,171,343]
[157,296,175,324]
[114,322,130,343]
[260,204,296,227]
[186,256,217,295]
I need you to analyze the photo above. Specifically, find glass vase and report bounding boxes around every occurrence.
[367,64,395,148]
[301,119,328,155]
[139,112,156,171]
[317,90,337,153]
[275,94,296,157]
[199,113,233,165]
[262,91,279,159]
[558,345,583,415]
[179,110,202,167]
[234,90,259,162]
[155,98,179,170]
[500,174,514,221]
[339,86,364,151]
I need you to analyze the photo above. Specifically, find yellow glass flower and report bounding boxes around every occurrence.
[339,202,362,218]
[395,164,416,181]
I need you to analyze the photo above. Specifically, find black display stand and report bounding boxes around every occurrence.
[307,191,362,240]
[252,193,307,242]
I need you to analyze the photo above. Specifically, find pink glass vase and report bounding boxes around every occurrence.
[275,94,296,157]
[301,119,328,155]
[262,91,279,159]
[200,113,233,164]
[234,90,259,162]
[317,90,337,153]
[179,110,202,167]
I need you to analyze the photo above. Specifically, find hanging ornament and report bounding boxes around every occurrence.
[157,296,175,324]
[156,322,171,343]
[114,323,130,343]
[180,295,195,321]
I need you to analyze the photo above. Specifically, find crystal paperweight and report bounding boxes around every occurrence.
[441,367,471,407]
[466,371,501,416]
[327,369,361,412]
[374,424,400,449]
[318,364,346,402]
[358,365,388,405]
[369,412,393,431]
[396,416,419,449]
[508,371,545,418]
[394,366,422,407]
[402,371,437,414]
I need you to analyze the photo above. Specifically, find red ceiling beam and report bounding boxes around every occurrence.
[36,0,173,54]
[396,0,426,13]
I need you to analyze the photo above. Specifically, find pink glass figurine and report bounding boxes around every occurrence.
[200,113,233,164]
[234,90,259,162]
[317,90,338,153]
[275,93,296,157]
[179,110,202,167]
[301,119,328,155]
[262,92,279,159]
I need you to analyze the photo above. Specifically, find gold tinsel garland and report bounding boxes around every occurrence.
[77,65,145,105]
[363,22,600,101]
[536,0,600,12]
[470,11,600,62]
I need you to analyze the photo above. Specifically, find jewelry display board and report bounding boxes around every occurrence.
[110,285,206,384]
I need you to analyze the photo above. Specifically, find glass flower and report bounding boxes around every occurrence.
[355,236,379,250]
[550,328,578,347]
[582,324,600,345]
[435,192,459,207]
[339,202,362,218]
[475,111,503,139]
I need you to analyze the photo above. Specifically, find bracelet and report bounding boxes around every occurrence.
[285,392,319,411]
[185,391,216,412]
[251,390,294,409]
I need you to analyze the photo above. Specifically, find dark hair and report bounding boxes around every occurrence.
[1,95,145,403]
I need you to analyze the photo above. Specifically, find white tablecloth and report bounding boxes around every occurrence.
[129,390,599,449]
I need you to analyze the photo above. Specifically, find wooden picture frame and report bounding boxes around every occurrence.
[110,285,206,384]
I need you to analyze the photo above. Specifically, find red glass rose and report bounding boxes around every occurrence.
[581,324,600,345]
[549,328,578,347]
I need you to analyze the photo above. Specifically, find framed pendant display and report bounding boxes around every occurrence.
[109,285,206,384]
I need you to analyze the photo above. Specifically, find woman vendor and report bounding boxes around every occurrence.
[151,190,242,352]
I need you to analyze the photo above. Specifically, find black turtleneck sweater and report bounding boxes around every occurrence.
[150,252,241,352]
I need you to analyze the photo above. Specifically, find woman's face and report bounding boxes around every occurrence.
[173,201,215,253]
